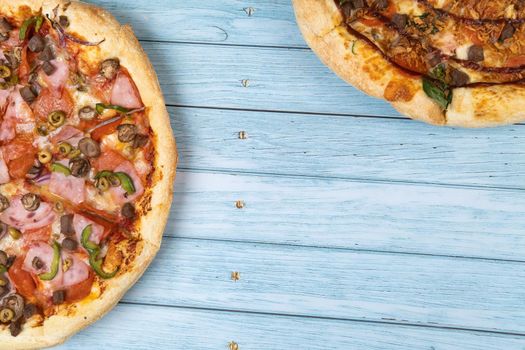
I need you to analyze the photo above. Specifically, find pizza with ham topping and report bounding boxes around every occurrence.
[0,1,176,348]
[293,0,525,127]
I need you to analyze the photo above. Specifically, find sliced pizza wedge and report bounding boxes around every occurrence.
[293,0,525,127]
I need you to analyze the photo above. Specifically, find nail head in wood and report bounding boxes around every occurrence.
[235,200,245,209]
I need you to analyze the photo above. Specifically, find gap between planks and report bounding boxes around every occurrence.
[118,300,525,338]
[176,166,525,193]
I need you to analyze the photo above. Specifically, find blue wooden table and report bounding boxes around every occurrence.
[56,1,525,349]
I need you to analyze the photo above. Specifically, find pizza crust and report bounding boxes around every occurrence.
[292,0,525,127]
[0,1,177,348]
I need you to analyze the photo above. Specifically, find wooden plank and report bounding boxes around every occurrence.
[168,170,525,261]
[171,106,525,189]
[57,303,525,350]
[121,237,525,334]
[90,0,306,48]
[144,42,402,117]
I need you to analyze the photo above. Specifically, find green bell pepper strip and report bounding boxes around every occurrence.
[88,249,118,279]
[0,264,6,274]
[81,225,99,253]
[95,103,130,115]
[19,16,43,41]
[51,163,72,176]
[94,170,114,180]
[81,225,118,278]
[114,172,135,195]
[39,241,60,281]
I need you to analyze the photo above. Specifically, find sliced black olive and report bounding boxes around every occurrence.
[345,0,365,9]
[60,214,75,235]
[0,194,9,213]
[9,318,22,337]
[117,124,137,143]
[30,81,41,96]
[132,134,149,148]
[26,163,42,180]
[52,290,65,305]
[369,0,388,10]
[38,45,55,62]
[21,193,40,211]
[121,203,135,218]
[0,251,7,266]
[42,61,56,76]
[78,137,101,158]
[32,256,45,270]
[62,237,78,251]
[5,50,20,69]
[500,22,515,42]
[78,106,96,120]
[69,157,90,177]
[392,13,408,30]
[20,86,36,103]
[467,45,484,62]
[5,256,15,269]
[59,15,70,28]
[23,304,40,319]
[100,58,120,80]
[450,68,469,86]
[426,50,442,68]
[3,294,24,321]
[0,18,12,35]
[28,35,45,53]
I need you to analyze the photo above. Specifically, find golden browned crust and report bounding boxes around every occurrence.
[292,0,525,127]
[0,0,177,348]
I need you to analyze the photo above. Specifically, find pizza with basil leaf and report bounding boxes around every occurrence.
[293,0,525,127]
[0,0,177,348]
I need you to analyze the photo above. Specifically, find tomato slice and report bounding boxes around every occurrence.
[3,136,36,179]
[8,256,37,301]
[65,271,95,303]
[92,149,127,171]
[90,117,123,142]
[32,88,74,121]
[23,227,52,246]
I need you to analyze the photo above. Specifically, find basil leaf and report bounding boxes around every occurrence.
[422,77,451,110]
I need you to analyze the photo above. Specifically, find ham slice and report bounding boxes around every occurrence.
[48,172,86,205]
[110,72,143,109]
[73,214,104,245]
[0,197,56,232]
[22,243,90,290]
[23,242,56,275]
[43,58,69,90]
[59,253,90,289]
[0,88,35,142]
[0,149,10,184]
[50,125,83,144]
[110,161,144,204]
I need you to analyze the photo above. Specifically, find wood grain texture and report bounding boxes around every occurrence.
[143,41,403,117]
[168,170,525,261]
[41,1,525,348]
[56,304,525,350]
[89,0,305,48]
[120,237,525,334]
[171,106,525,188]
